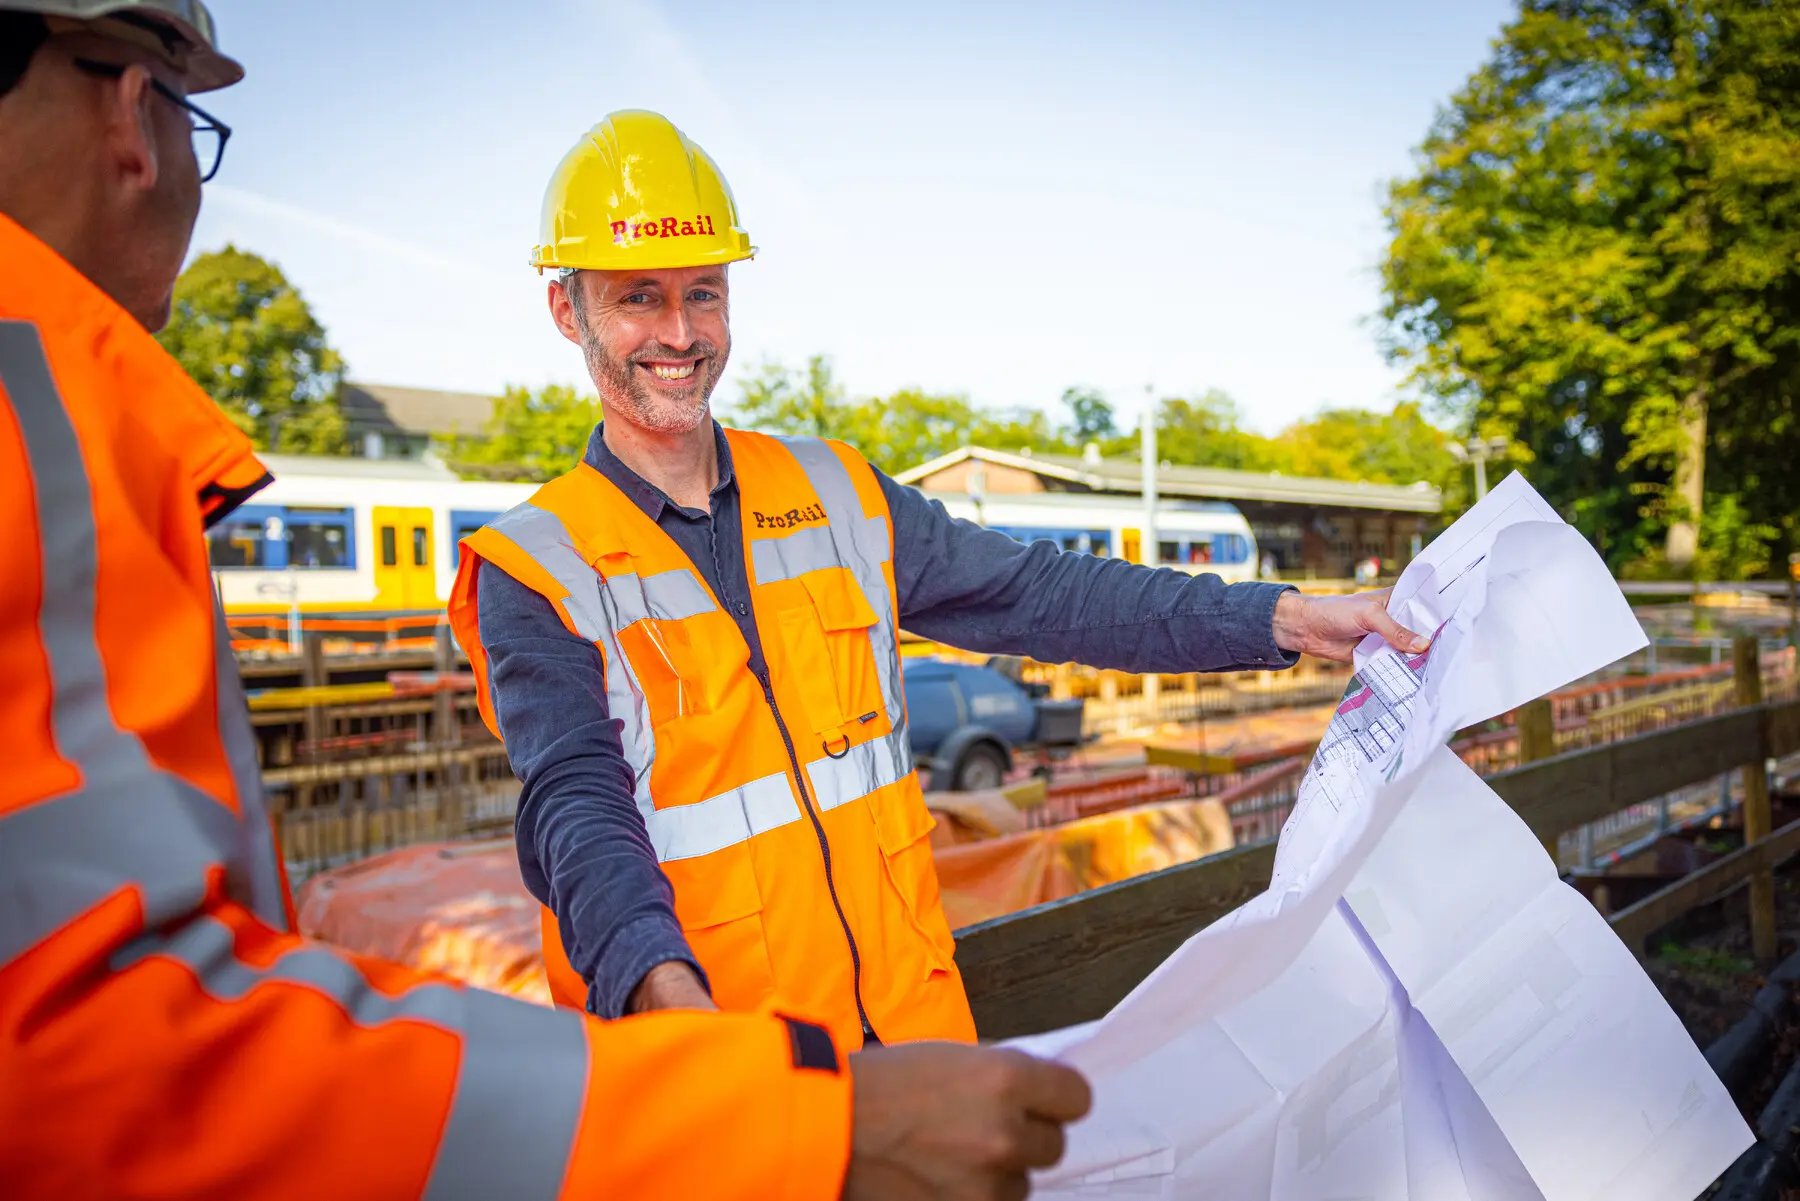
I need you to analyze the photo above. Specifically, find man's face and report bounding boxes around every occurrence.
[550,265,731,436]
[136,67,203,329]
[30,33,206,330]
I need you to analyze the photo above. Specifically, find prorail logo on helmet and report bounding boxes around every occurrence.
[611,215,718,245]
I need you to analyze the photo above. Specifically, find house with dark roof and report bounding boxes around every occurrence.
[338,382,498,460]
[895,445,1444,580]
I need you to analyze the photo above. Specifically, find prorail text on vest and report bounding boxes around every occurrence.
[753,506,827,530]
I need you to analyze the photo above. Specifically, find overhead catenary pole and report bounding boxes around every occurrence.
[1141,384,1158,569]
[1141,386,1160,710]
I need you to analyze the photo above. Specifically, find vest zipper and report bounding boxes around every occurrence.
[756,669,876,1042]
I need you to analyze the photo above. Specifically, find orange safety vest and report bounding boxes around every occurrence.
[449,429,977,1050]
[0,213,851,1200]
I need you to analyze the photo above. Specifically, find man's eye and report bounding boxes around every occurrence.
[624,293,653,305]
[689,289,720,303]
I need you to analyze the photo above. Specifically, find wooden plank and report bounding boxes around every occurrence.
[261,745,505,787]
[1736,635,1778,961]
[1143,745,1240,775]
[1492,708,1764,840]
[955,842,1275,1040]
[1516,697,1557,862]
[1608,817,1800,954]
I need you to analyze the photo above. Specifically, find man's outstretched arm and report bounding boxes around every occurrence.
[881,473,1424,668]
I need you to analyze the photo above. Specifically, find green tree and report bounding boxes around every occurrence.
[1061,386,1119,442]
[730,356,1074,475]
[1381,0,1800,575]
[1154,390,1271,471]
[448,384,600,482]
[1283,403,1455,489]
[157,246,348,454]
[732,355,854,441]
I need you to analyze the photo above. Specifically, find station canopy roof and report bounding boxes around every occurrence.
[895,446,1442,514]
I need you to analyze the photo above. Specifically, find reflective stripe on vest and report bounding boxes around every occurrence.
[112,913,590,1201]
[1,318,592,1201]
[0,321,282,965]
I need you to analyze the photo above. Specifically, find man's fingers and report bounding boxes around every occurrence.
[1004,1115,1069,1171]
[1362,598,1427,654]
[1003,1051,1093,1122]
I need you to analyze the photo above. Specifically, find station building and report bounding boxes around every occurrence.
[896,445,1443,581]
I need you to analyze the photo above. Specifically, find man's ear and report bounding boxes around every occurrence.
[548,277,585,346]
[104,63,162,195]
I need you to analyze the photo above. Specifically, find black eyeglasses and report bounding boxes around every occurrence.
[72,58,231,183]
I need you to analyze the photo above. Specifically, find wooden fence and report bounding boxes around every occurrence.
[954,687,1800,1040]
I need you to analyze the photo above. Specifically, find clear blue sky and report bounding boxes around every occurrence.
[192,0,1514,432]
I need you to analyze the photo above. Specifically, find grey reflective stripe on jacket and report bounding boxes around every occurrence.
[481,436,915,864]
[0,319,591,1201]
[0,318,283,964]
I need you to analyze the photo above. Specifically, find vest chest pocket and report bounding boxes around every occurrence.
[775,566,883,737]
[618,619,705,729]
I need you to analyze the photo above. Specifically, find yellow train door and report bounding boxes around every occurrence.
[372,506,438,609]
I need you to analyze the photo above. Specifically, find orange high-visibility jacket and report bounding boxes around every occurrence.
[449,430,978,1051]
[0,214,852,1201]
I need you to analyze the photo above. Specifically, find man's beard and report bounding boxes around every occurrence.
[580,324,729,436]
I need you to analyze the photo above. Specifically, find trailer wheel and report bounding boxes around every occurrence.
[952,743,1007,791]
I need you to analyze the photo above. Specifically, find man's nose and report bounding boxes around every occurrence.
[650,300,694,351]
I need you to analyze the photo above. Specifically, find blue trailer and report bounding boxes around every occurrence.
[903,657,1087,791]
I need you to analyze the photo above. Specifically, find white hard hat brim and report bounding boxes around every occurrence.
[2,0,244,91]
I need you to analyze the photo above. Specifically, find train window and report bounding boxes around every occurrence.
[1214,534,1250,565]
[207,517,266,568]
[1158,541,1179,565]
[381,526,398,567]
[412,527,429,567]
[285,507,353,569]
[1187,541,1214,565]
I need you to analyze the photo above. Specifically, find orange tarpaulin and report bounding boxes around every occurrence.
[931,798,1234,928]
[296,840,551,1005]
[296,797,1233,1002]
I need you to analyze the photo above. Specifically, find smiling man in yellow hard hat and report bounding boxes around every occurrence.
[448,109,1427,1053]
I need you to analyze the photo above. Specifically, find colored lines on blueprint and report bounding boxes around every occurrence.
[1316,620,1452,778]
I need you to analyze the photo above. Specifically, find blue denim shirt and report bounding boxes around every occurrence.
[477,423,1297,1017]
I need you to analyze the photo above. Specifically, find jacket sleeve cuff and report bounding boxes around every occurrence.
[557,1010,853,1201]
[1221,581,1302,670]
[592,914,711,1019]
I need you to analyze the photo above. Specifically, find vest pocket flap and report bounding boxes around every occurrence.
[800,566,878,631]
[663,841,764,929]
[871,784,938,856]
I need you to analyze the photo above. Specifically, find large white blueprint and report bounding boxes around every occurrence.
[1010,475,1753,1200]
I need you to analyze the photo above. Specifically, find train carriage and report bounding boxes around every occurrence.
[214,454,1262,619]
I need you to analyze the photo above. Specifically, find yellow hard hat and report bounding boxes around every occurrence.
[531,110,755,273]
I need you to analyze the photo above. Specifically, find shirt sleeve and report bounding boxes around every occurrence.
[476,560,708,1018]
[879,471,1300,673]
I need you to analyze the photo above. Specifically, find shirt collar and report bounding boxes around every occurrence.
[582,419,736,521]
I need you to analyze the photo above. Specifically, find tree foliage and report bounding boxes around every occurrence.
[729,356,1067,475]
[1061,386,1120,441]
[157,246,348,454]
[1381,0,1800,577]
[447,384,602,482]
[731,358,1452,488]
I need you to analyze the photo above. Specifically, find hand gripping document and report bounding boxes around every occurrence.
[1009,475,1754,1201]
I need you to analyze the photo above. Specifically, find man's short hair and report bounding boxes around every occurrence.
[0,12,49,98]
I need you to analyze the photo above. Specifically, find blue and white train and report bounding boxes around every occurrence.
[213,454,1261,616]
